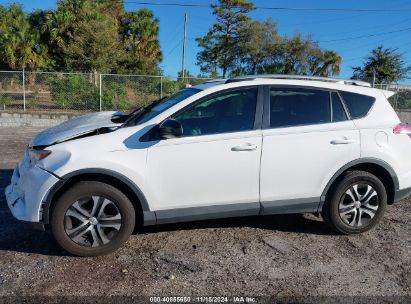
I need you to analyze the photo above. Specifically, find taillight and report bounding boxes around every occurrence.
[393,123,411,137]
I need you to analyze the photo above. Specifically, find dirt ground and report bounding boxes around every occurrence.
[0,127,410,302]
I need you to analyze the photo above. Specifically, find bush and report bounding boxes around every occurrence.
[48,75,99,110]
[0,95,10,110]
[161,78,180,97]
[102,82,129,110]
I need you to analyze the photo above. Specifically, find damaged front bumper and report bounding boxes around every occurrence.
[5,162,60,229]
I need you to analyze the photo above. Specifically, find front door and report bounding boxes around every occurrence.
[146,87,263,223]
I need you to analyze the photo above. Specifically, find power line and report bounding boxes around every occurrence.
[123,1,411,12]
[317,16,411,40]
[323,27,411,43]
[163,38,184,59]
[343,40,411,63]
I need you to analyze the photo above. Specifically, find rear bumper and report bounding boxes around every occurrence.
[393,186,411,204]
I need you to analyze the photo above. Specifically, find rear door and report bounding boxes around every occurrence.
[260,86,361,214]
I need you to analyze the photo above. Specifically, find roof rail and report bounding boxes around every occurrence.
[225,74,371,87]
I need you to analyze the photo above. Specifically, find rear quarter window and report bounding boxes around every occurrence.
[339,91,375,119]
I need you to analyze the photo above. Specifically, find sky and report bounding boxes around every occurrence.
[1,0,411,82]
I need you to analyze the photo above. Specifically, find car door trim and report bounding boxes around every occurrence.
[260,198,320,215]
[155,202,260,224]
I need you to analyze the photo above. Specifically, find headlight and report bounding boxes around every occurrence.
[29,149,52,166]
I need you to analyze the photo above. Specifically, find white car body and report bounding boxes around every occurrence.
[5,75,411,230]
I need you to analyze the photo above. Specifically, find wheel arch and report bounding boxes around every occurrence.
[43,168,154,227]
[319,158,398,211]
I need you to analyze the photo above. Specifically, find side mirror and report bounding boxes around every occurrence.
[159,118,183,139]
[111,112,130,123]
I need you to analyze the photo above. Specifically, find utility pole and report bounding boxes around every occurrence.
[22,67,26,111]
[181,13,187,82]
[372,69,376,88]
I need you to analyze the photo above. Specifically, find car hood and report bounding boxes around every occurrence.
[30,111,123,147]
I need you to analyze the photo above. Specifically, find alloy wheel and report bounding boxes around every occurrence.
[64,196,122,247]
[338,183,379,227]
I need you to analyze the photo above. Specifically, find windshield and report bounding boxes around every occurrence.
[124,88,201,127]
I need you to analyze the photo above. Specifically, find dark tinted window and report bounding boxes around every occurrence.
[339,91,375,119]
[270,88,330,128]
[331,92,348,122]
[125,88,201,126]
[173,88,258,136]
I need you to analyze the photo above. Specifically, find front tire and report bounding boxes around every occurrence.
[51,181,135,256]
[322,170,387,234]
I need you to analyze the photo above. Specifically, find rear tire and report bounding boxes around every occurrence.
[51,181,135,256]
[322,170,387,234]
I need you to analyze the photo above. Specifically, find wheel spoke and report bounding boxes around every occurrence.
[71,226,93,243]
[339,201,356,213]
[99,213,121,221]
[96,225,111,245]
[352,185,361,201]
[360,207,376,218]
[72,201,91,218]
[355,209,362,226]
[98,222,121,230]
[90,196,104,217]
[362,190,377,205]
[65,207,88,223]
[361,185,373,201]
[345,188,356,202]
[65,221,89,237]
[347,208,357,226]
[97,199,111,218]
[89,226,100,248]
[340,205,356,215]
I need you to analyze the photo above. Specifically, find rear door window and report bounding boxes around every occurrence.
[338,91,375,119]
[269,87,331,128]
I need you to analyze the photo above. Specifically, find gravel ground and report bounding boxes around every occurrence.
[0,127,410,301]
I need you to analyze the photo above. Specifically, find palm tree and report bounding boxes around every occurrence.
[352,46,411,84]
[313,51,342,77]
[119,9,162,74]
[0,4,47,70]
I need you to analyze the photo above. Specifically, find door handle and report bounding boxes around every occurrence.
[231,144,258,151]
[330,138,355,145]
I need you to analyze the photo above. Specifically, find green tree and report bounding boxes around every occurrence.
[61,15,121,73]
[37,0,121,73]
[0,4,48,70]
[311,50,342,77]
[264,34,341,77]
[238,19,280,75]
[32,0,162,74]
[37,0,89,70]
[196,0,255,77]
[118,9,162,74]
[352,46,411,84]
[232,19,342,77]
[237,19,280,74]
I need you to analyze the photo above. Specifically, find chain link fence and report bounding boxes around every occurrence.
[374,84,411,111]
[0,71,24,111]
[1,71,410,115]
[0,70,211,113]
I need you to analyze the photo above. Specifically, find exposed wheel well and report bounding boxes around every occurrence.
[45,173,144,229]
[325,162,396,205]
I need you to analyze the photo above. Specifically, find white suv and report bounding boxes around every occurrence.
[5,75,411,256]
